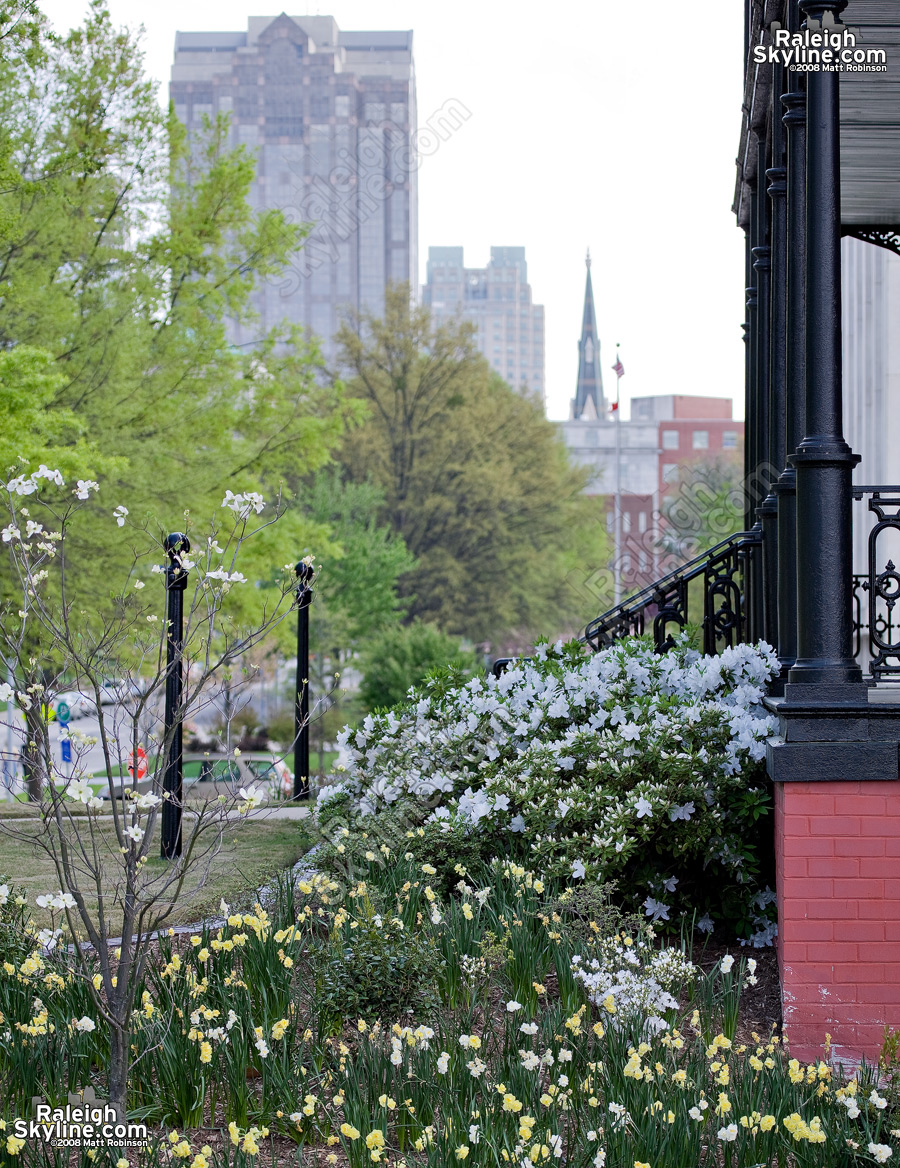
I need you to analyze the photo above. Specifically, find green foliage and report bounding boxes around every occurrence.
[400,816,494,900]
[0,880,29,966]
[663,455,746,558]
[314,900,444,1025]
[0,347,116,481]
[359,620,478,711]
[0,2,355,632]
[300,473,415,648]
[335,285,610,645]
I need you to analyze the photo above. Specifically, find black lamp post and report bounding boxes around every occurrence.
[161,532,190,859]
[788,0,861,692]
[293,560,314,800]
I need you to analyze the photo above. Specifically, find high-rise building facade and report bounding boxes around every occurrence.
[170,14,417,361]
[422,246,545,398]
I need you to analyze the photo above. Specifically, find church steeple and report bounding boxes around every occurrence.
[571,249,606,420]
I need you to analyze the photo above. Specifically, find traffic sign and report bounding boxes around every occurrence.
[61,739,71,763]
[56,701,71,726]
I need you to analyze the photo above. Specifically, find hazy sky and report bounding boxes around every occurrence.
[41,0,747,422]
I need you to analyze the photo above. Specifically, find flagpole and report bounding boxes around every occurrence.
[614,344,622,606]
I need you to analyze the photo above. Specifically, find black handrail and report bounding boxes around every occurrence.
[583,530,762,655]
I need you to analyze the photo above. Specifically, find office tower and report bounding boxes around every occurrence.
[422,246,545,399]
[171,14,417,361]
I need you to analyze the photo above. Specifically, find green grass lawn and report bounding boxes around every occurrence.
[0,815,315,934]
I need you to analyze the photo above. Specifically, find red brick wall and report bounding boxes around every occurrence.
[775,779,900,1062]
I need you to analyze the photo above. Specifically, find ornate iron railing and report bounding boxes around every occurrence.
[583,530,762,656]
[852,487,900,681]
[577,489,900,682]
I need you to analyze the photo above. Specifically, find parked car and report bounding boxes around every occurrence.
[98,752,293,800]
[54,680,146,720]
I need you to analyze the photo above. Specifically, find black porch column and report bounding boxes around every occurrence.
[765,58,789,680]
[744,236,758,536]
[776,30,806,678]
[787,0,861,692]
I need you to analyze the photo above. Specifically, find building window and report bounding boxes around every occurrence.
[623,512,631,533]
[692,430,709,450]
[606,512,614,532]
[335,94,350,118]
[662,429,679,450]
[662,463,679,484]
[638,512,647,533]
[723,430,738,449]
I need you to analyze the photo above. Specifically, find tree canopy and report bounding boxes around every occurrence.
[0,1,355,621]
[335,286,609,645]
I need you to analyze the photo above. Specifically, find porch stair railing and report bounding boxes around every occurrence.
[577,487,900,683]
[583,530,762,657]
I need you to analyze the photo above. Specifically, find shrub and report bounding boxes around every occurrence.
[314,900,444,1024]
[359,620,478,711]
[334,636,780,940]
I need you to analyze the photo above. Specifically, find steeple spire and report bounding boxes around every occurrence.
[572,250,605,419]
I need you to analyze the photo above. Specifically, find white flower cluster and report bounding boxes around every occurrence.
[222,490,265,519]
[6,465,65,495]
[334,637,779,926]
[571,933,696,1032]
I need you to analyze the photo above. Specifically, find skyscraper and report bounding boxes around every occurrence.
[170,14,417,361]
[422,246,545,399]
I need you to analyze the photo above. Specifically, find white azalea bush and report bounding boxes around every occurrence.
[329,637,780,938]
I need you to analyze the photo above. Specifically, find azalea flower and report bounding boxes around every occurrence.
[643,897,670,922]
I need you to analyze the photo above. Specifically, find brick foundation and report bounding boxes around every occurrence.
[775,779,900,1063]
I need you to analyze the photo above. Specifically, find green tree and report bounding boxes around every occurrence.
[298,472,416,762]
[662,455,745,559]
[335,285,609,645]
[0,2,355,625]
[359,620,477,711]
[302,472,415,648]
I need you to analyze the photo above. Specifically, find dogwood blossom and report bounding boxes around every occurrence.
[222,490,265,518]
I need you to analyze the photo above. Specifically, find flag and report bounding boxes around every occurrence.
[609,401,619,412]
[612,356,625,379]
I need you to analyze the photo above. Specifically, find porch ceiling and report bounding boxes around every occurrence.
[734,0,900,229]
